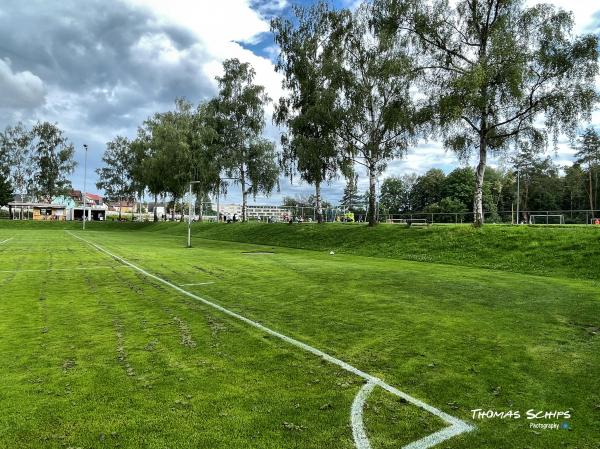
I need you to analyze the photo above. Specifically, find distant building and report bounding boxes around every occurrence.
[147,202,166,218]
[53,192,107,221]
[107,200,135,215]
[217,204,292,221]
[7,201,67,220]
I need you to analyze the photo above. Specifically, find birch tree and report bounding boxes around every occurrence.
[272,2,344,223]
[380,0,599,225]
[210,59,279,222]
[335,2,423,226]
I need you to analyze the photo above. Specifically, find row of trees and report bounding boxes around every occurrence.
[271,0,598,226]
[96,60,279,222]
[0,122,76,209]
[348,127,600,221]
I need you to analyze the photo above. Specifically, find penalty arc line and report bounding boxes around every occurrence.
[66,231,474,449]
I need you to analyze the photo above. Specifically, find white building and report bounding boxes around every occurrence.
[217,204,292,221]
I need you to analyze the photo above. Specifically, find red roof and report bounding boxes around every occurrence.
[85,193,103,201]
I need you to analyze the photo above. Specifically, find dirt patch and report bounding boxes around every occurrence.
[172,316,197,348]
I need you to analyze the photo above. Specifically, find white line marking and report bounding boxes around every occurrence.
[66,231,474,449]
[0,237,14,245]
[180,281,215,286]
[0,265,129,274]
[351,382,375,449]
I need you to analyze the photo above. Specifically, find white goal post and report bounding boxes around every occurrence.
[529,214,565,225]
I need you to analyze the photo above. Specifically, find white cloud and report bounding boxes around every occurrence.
[0,58,46,109]
[527,0,598,33]
[125,0,284,111]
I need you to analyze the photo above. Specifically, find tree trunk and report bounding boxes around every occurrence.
[589,166,594,214]
[367,166,377,227]
[118,196,122,220]
[241,169,247,222]
[171,197,176,221]
[473,135,487,227]
[153,194,158,222]
[315,180,323,223]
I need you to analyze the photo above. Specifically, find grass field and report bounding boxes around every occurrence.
[0,223,598,448]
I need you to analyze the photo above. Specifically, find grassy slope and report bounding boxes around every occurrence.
[190,222,600,280]
[2,220,599,280]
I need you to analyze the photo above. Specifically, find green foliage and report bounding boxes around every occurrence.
[411,169,445,211]
[379,176,412,213]
[0,122,33,194]
[379,0,599,224]
[340,171,364,211]
[30,121,76,199]
[424,197,466,214]
[574,126,600,211]
[96,136,135,218]
[442,167,475,209]
[333,1,423,226]
[210,59,279,221]
[0,173,13,207]
[272,2,344,222]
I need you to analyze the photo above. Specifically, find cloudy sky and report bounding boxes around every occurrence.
[0,0,598,205]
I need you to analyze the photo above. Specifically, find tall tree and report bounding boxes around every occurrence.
[574,127,600,213]
[411,168,446,211]
[443,167,476,210]
[96,136,134,220]
[272,2,344,223]
[0,174,13,211]
[335,2,423,226]
[340,171,362,210]
[562,163,587,213]
[210,59,279,221]
[513,146,561,221]
[379,176,411,214]
[381,0,599,225]
[0,123,33,212]
[30,122,76,200]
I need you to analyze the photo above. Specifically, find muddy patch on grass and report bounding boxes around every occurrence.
[172,316,197,348]
[115,322,136,377]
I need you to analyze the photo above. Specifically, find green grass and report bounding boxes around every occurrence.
[0,223,598,448]
[4,220,597,279]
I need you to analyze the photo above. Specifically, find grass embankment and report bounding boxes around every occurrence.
[191,222,599,280]
[2,220,598,279]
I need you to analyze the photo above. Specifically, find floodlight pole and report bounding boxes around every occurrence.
[83,144,88,230]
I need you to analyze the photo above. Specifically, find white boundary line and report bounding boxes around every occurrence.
[180,281,215,286]
[66,231,474,449]
[0,237,14,245]
[351,382,376,449]
[0,265,130,274]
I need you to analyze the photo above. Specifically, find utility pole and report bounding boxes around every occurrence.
[83,144,88,230]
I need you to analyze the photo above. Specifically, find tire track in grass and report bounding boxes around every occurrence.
[67,231,475,449]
